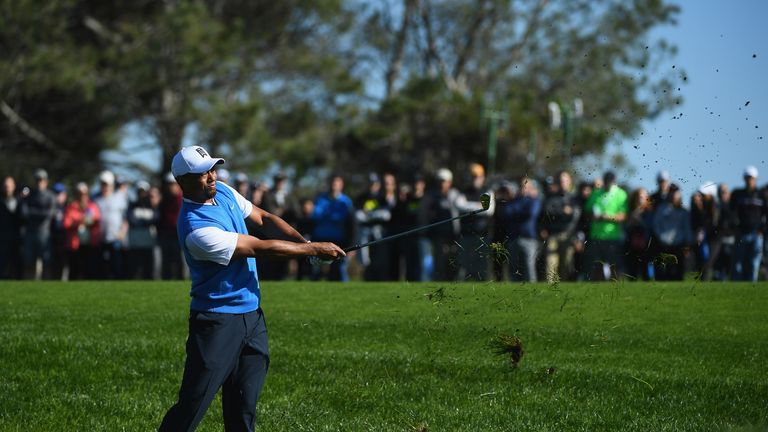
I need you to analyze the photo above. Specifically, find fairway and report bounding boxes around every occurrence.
[1,281,767,431]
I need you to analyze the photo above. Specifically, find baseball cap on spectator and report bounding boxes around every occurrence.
[234,172,248,184]
[136,180,150,192]
[216,168,230,183]
[99,170,115,185]
[657,170,671,182]
[436,168,453,182]
[744,165,759,178]
[53,182,66,194]
[171,146,225,178]
[34,169,48,180]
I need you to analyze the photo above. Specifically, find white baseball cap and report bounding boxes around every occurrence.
[744,165,759,178]
[436,168,453,182]
[99,170,115,185]
[171,146,225,178]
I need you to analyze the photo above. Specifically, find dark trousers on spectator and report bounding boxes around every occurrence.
[160,235,184,280]
[431,236,459,281]
[100,241,125,279]
[0,238,23,279]
[68,246,101,280]
[125,248,154,279]
[395,236,423,281]
[460,233,490,281]
[733,232,763,282]
[159,308,269,432]
[585,239,624,281]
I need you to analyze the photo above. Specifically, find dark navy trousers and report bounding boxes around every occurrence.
[159,308,269,432]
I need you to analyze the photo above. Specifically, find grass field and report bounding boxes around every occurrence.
[1,280,767,431]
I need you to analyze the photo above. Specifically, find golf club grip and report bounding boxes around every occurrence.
[343,207,486,252]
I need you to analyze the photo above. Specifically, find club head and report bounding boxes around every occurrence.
[479,192,492,211]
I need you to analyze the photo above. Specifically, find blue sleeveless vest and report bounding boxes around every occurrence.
[177,182,260,313]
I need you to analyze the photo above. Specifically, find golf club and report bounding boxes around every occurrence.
[343,192,493,253]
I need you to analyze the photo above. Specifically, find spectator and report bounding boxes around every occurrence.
[625,187,653,280]
[158,173,184,280]
[652,184,693,280]
[246,181,273,279]
[730,166,766,282]
[378,172,400,280]
[390,178,426,281]
[216,168,230,184]
[294,198,316,280]
[762,182,768,280]
[651,170,672,209]
[62,182,101,280]
[583,171,628,281]
[50,182,68,280]
[497,176,541,282]
[539,171,581,282]
[20,169,57,279]
[690,184,718,275]
[310,174,355,281]
[262,173,297,221]
[260,173,298,280]
[704,184,736,281]
[0,176,22,279]
[249,182,268,208]
[233,172,250,198]
[422,168,464,281]
[94,170,129,279]
[459,163,493,281]
[354,173,394,281]
[572,180,595,280]
[126,181,158,279]
[491,181,517,281]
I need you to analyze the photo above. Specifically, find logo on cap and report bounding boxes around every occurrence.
[195,148,209,158]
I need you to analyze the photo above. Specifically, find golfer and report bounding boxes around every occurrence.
[159,146,345,431]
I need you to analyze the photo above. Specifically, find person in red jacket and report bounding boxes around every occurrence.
[62,182,101,280]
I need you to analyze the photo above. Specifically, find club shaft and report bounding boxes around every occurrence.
[344,208,486,252]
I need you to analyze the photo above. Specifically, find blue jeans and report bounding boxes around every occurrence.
[507,237,539,282]
[733,232,763,282]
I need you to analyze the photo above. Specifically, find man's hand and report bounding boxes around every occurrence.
[308,242,346,261]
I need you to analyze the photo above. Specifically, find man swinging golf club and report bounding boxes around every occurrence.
[159,146,345,432]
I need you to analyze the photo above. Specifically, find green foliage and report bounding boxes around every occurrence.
[1,0,683,183]
[1,281,767,431]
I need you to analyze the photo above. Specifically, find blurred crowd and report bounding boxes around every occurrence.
[1,163,766,283]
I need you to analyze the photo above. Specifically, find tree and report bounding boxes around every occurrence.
[340,0,683,179]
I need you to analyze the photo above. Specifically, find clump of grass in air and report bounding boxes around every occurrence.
[654,252,678,268]
[489,241,509,265]
[424,287,447,304]
[490,334,524,368]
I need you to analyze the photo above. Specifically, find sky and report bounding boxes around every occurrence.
[606,0,767,196]
[105,0,768,196]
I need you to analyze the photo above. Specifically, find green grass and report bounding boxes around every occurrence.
[1,280,767,431]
